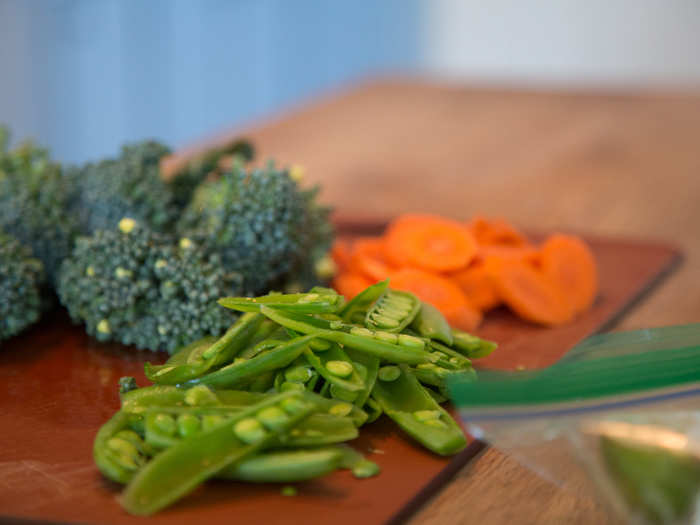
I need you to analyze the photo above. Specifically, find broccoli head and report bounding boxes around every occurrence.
[66,140,179,235]
[177,161,333,295]
[57,218,242,353]
[0,126,80,285]
[0,231,45,343]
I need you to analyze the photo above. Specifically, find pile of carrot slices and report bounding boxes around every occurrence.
[331,214,598,331]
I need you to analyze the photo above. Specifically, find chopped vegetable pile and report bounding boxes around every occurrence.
[95,281,496,515]
[332,214,599,329]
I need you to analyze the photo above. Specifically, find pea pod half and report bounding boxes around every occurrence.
[365,289,421,333]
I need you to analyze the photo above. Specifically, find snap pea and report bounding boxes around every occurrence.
[121,391,318,515]
[94,410,150,484]
[450,329,497,359]
[184,334,316,389]
[304,343,365,393]
[260,306,436,365]
[339,279,389,323]
[371,365,467,456]
[411,302,454,346]
[363,397,383,424]
[218,447,345,482]
[282,413,359,446]
[218,292,342,314]
[365,289,421,333]
[336,445,381,479]
[144,313,264,385]
[346,348,379,408]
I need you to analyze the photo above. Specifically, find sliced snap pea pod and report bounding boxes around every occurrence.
[450,329,498,359]
[218,292,341,314]
[164,336,218,366]
[411,302,454,346]
[411,364,466,389]
[337,444,381,478]
[94,410,150,484]
[281,414,359,447]
[345,348,379,408]
[260,306,435,365]
[144,313,264,385]
[365,289,421,333]
[120,391,318,516]
[428,341,473,370]
[239,335,288,360]
[363,397,383,424]
[339,278,389,322]
[303,344,365,393]
[371,365,467,456]
[183,334,316,389]
[425,386,448,404]
[218,446,345,482]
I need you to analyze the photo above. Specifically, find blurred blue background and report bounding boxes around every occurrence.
[2,0,699,163]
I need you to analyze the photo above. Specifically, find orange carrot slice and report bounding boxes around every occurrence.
[450,263,501,312]
[384,214,478,272]
[476,244,540,266]
[348,237,394,282]
[540,234,598,315]
[332,272,373,300]
[331,239,353,273]
[467,215,529,247]
[389,267,482,330]
[485,257,573,326]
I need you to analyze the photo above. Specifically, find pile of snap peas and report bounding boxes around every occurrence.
[94,279,496,515]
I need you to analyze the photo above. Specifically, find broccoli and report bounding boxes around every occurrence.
[57,218,242,353]
[0,126,80,285]
[0,231,45,343]
[167,138,255,209]
[177,161,334,295]
[66,140,179,235]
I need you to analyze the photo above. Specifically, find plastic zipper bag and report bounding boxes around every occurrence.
[449,324,700,525]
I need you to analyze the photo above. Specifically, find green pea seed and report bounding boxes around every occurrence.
[330,320,345,330]
[424,419,448,429]
[114,430,147,455]
[374,331,398,344]
[352,459,381,479]
[329,402,353,417]
[377,305,411,318]
[378,365,401,382]
[449,357,461,364]
[432,351,447,359]
[326,360,354,378]
[153,413,176,436]
[233,418,267,444]
[184,385,219,406]
[201,414,225,432]
[370,314,401,328]
[350,327,374,338]
[280,381,305,393]
[281,486,297,497]
[330,384,359,402]
[297,293,319,303]
[256,406,290,431]
[107,437,141,469]
[177,413,201,438]
[398,334,425,350]
[280,397,310,415]
[416,363,438,370]
[309,339,331,351]
[413,410,441,422]
[285,365,313,383]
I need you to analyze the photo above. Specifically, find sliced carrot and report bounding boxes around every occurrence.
[467,215,529,247]
[389,267,482,330]
[348,237,394,282]
[331,239,353,273]
[484,257,573,326]
[476,244,540,266]
[384,214,478,272]
[449,263,501,312]
[540,234,598,315]
[332,272,373,300]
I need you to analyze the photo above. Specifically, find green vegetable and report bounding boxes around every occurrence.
[411,302,454,346]
[451,329,497,359]
[57,219,241,353]
[372,365,467,456]
[365,289,421,333]
[339,279,389,323]
[177,161,333,296]
[218,447,344,482]
[120,391,318,515]
[0,125,78,285]
[0,231,44,343]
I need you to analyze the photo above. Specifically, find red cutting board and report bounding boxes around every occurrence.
[0,226,680,525]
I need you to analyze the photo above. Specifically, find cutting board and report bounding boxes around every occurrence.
[0,225,680,525]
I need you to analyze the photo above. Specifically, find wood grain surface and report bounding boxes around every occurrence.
[181,79,700,524]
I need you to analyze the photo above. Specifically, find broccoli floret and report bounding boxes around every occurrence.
[66,140,179,235]
[0,231,45,343]
[57,218,242,353]
[0,126,80,285]
[177,161,334,295]
[167,138,255,209]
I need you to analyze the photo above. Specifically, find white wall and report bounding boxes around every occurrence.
[423,0,700,87]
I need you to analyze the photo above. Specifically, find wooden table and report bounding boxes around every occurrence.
[174,79,700,524]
